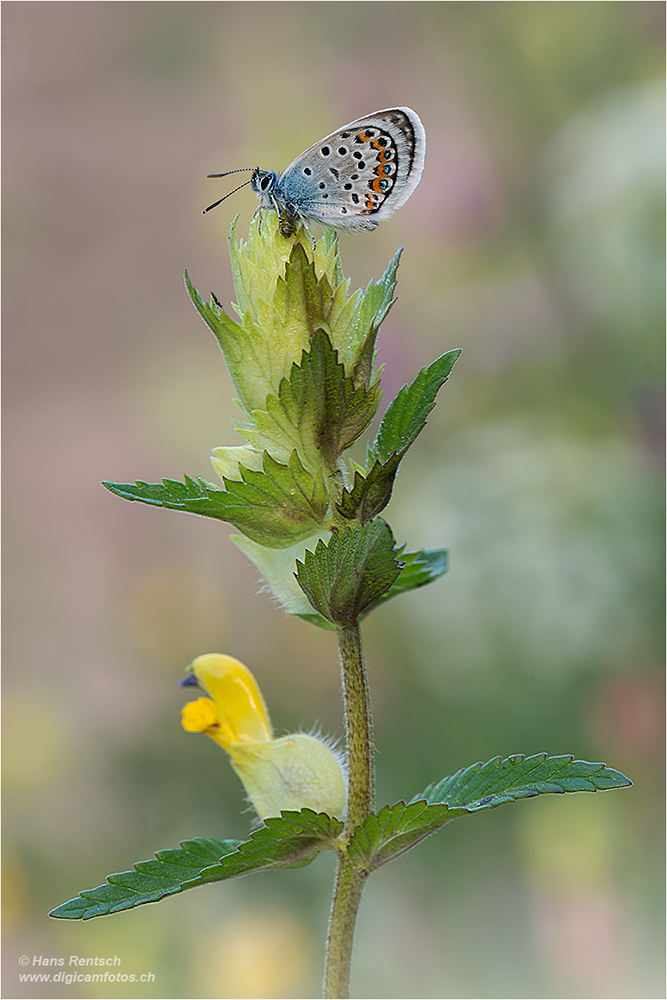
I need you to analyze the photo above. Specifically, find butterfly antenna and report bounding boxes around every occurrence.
[202,177,253,215]
[206,168,255,179]
[203,168,257,214]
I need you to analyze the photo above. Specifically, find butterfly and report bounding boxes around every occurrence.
[204,107,425,236]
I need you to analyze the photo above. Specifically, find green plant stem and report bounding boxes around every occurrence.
[338,621,375,829]
[323,622,374,999]
[324,858,368,999]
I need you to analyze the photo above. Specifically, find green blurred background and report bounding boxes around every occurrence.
[3,3,664,998]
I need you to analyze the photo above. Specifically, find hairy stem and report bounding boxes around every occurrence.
[323,622,374,998]
[323,857,368,999]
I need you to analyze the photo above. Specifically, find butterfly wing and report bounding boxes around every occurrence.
[276,108,425,232]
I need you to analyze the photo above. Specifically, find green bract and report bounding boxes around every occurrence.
[104,213,459,619]
[185,212,399,470]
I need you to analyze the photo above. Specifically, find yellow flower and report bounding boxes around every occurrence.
[180,654,346,820]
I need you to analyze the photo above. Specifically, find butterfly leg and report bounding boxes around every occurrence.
[253,205,265,234]
[298,215,317,243]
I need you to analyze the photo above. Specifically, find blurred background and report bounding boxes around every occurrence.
[3,3,664,998]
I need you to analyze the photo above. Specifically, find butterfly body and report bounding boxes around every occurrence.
[207,108,425,235]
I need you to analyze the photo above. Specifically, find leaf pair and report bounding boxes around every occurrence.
[50,754,630,920]
[104,335,460,549]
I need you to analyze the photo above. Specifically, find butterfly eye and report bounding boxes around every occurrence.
[260,176,271,191]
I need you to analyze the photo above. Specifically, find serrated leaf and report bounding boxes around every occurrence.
[337,454,402,523]
[368,349,461,468]
[185,265,310,419]
[336,350,460,521]
[222,451,329,544]
[280,242,333,335]
[415,753,633,809]
[349,800,458,869]
[185,269,264,418]
[103,474,221,511]
[293,547,448,628]
[50,811,343,921]
[295,520,402,626]
[103,450,328,549]
[49,836,240,920]
[185,269,243,352]
[244,329,382,473]
[184,809,344,886]
[349,755,632,870]
[347,248,402,386]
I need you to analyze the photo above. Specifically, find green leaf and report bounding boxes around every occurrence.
[49,836,240,920]
[368,349,461,467]
[222,451,329,545]
[295,520,402,626]
[184,809,343,885]
[337,455,402,523]
[349,754,632,870]
[184,269,243,352]
[185,264,311,419]
[348,248,402,387]
[103,474,220,511]
[349,800,457,869]
[280,242,333,335]
[337,349,461,522]
[294,547,448,628]
[50,811,343,921]
[245,329,382,473]
[416,753,633,808]
[103,450,328,549]
[185,269,260,418]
